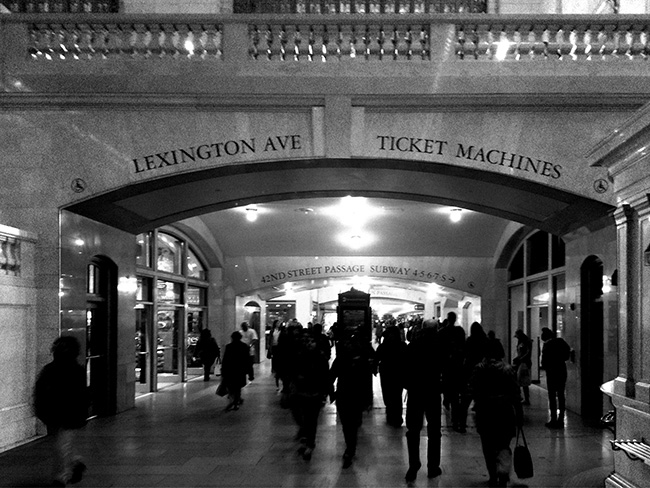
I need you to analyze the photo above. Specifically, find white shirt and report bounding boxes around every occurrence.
[240,328,258,356]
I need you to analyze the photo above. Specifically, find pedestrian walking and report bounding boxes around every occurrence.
[470,339,524,487]
[403,321,443,482]
[330,332,376,468]
[541,327,571,428]
[194,329,220,381]
[375,325,408,427]
[34,336,89,487]
[513,329,532,405]
[221,331,250,411]
[240,321,258,381]
[287,328,330,461]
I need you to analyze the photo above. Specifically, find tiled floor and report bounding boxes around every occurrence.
[1,361,614,488]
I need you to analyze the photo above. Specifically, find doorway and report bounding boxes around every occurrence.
[85,257,117,417]
[580,255,605,423]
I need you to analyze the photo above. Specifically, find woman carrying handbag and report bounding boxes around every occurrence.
[470,340,524,487]
[514,425,534,479]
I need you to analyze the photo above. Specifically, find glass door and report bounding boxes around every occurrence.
[85,302,108,417]
[527,279,549,384]
[135,304,153,394]
[156,307,183,388]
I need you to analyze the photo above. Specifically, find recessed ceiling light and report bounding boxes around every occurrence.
[296,207,314,214]
[245,205,258,222]
[449,208,463,223]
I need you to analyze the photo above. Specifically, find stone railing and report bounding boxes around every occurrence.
[233,0,487,14]
[3,13,650,63]
[0,226,28,277]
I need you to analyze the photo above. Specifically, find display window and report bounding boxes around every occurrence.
[186,248,206,279]
[136,229,210,395]
[156,232,183,274]
[136,233,152,268]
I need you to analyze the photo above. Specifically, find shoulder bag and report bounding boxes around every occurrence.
[513,425,534,479]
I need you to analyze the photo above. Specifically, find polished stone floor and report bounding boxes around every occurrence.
[1,361,614,488]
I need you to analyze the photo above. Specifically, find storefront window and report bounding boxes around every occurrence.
[156,308,181,376]
[527,231,549,276]
[156,232,183,274]
[136,229,209,395]
[136,276,152,302]
[553,274,566,338]
[186,309,206,368]
[508,247,524,281]
[136,232,152,268]
[509,285,524,360]
[552,235,566,269]
[187,286,205,306]
[157,280,182,303]
[187,248,206,279]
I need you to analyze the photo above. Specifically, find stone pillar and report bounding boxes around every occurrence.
[606,195,650,488]
[613,203,639,398]
[634,197,650,403]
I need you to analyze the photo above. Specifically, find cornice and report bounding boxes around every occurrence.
[0,92,646,112]
[586,101,650,172]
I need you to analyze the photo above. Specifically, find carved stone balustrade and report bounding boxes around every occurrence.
[2,13,650,101]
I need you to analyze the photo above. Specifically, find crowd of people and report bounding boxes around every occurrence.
[34,315,571,487]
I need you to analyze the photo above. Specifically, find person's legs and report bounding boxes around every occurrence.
[226,387,242,410]
[290,396,306,442]
[299,397,322,460]
[338,406,361,467]
[405,394,424,481]
[546,376,559,426]
[557,378,567,426]
[424,394,442,477]
[494,432,513,487]
[53,428,74,485]
[203,363,211,381]
[248,355,254,381]
[479,433,497,483]
[382,377,403,426]
[451,385,467,432]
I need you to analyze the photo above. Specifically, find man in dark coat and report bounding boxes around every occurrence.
[287,328,330,461]
[541,327,571,428]
[404,322,443,482]
[34,336,89,487]
[221,331,251,411]
[330,332,376,468]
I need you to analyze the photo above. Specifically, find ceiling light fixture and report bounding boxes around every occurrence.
[325,196,383,227]
[245,205,258,222]
[449,208,463,223]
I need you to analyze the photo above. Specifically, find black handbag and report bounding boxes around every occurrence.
[513,426,534,479]
[215,382,228,397]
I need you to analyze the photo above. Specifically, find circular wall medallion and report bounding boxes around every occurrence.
[71,178,87,193]
[593,179,609,194]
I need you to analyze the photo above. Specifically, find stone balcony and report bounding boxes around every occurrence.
[2,12,650,107]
